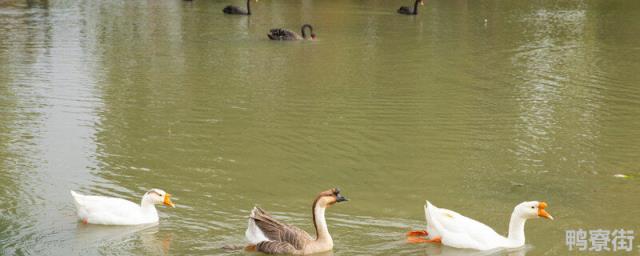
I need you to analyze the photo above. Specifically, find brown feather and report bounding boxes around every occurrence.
[249,189,341,254]
[256,241,299,254]
[251,207,313,250]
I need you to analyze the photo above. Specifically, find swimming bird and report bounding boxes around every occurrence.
[397,0,424,15]
[223,0,257,15]
[245,188,348,254]
[267,24,316,41]
[407,201,553,250]
[70,189,175,225]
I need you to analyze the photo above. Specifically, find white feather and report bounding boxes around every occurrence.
[245,207,270,244]
[424,201,513,250]
[70,190,159,225]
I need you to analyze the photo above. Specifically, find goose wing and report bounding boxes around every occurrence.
[71,191,143,225]
[250,207,312,249]
[256,241,299,254]
[425,201,507,250]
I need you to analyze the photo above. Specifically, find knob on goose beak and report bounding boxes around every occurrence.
[334,188,348,202]
[537,202,553,220]
[163,194,176,208]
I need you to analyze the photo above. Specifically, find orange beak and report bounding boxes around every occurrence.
[163,194,175,208]
[538,202,553,220]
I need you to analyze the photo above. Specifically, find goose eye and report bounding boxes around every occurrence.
[531,206,535,209]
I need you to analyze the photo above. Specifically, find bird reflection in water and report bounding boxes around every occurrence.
[72,223,173,254]
[422,244,530,256]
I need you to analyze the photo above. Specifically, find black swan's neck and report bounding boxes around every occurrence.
[413,0,420,14]
[301,24,313,39]
[246,0,251,15]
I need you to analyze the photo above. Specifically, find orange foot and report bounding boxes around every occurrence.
[407,236,442,244]
[406,230,429,237]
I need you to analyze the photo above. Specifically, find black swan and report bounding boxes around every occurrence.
[267,24,316,41]
[397,0,424,15]
[223,0,256,15]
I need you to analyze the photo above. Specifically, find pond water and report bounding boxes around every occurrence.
[1,0,639,255]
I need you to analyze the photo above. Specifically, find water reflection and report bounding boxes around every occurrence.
[421,245,529,256]
[511,4,592,173]
[25,0,48,9]
[0,1,103,254]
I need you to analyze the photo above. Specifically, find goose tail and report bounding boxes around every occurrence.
[70,190,82,204]
[424,200,442,239]
[245,206,269,244]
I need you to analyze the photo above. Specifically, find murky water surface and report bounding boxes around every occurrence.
[1,0,639,255]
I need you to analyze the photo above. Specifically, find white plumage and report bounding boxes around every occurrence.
[418,200,553,251]
[70,189,174,225]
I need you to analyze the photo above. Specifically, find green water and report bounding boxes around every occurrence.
[1,0,639,255]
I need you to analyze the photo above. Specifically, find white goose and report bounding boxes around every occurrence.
[70,189,175,225]
[407,201,553,251]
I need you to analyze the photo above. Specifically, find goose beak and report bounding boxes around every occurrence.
[538,202,553,220]
[336,193,348,203]
[164,194,176,208]
[421,1,424,5]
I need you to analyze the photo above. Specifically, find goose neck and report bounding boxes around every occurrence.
[313,204,332,244]
[507,211,527,246]
[141,199,158,215]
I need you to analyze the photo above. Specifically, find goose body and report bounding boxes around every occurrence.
[408,201,553,251]
[268,24,316,41]
[70,189,175,225]
[245,188,347,255]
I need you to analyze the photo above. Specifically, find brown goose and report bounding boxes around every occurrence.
[245,188,348,254]
[397,0,424,15]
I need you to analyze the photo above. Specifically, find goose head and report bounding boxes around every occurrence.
[143,189,175,208]
[420,0,425,6]
[515,201,553,220]
[315,188,348,208]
